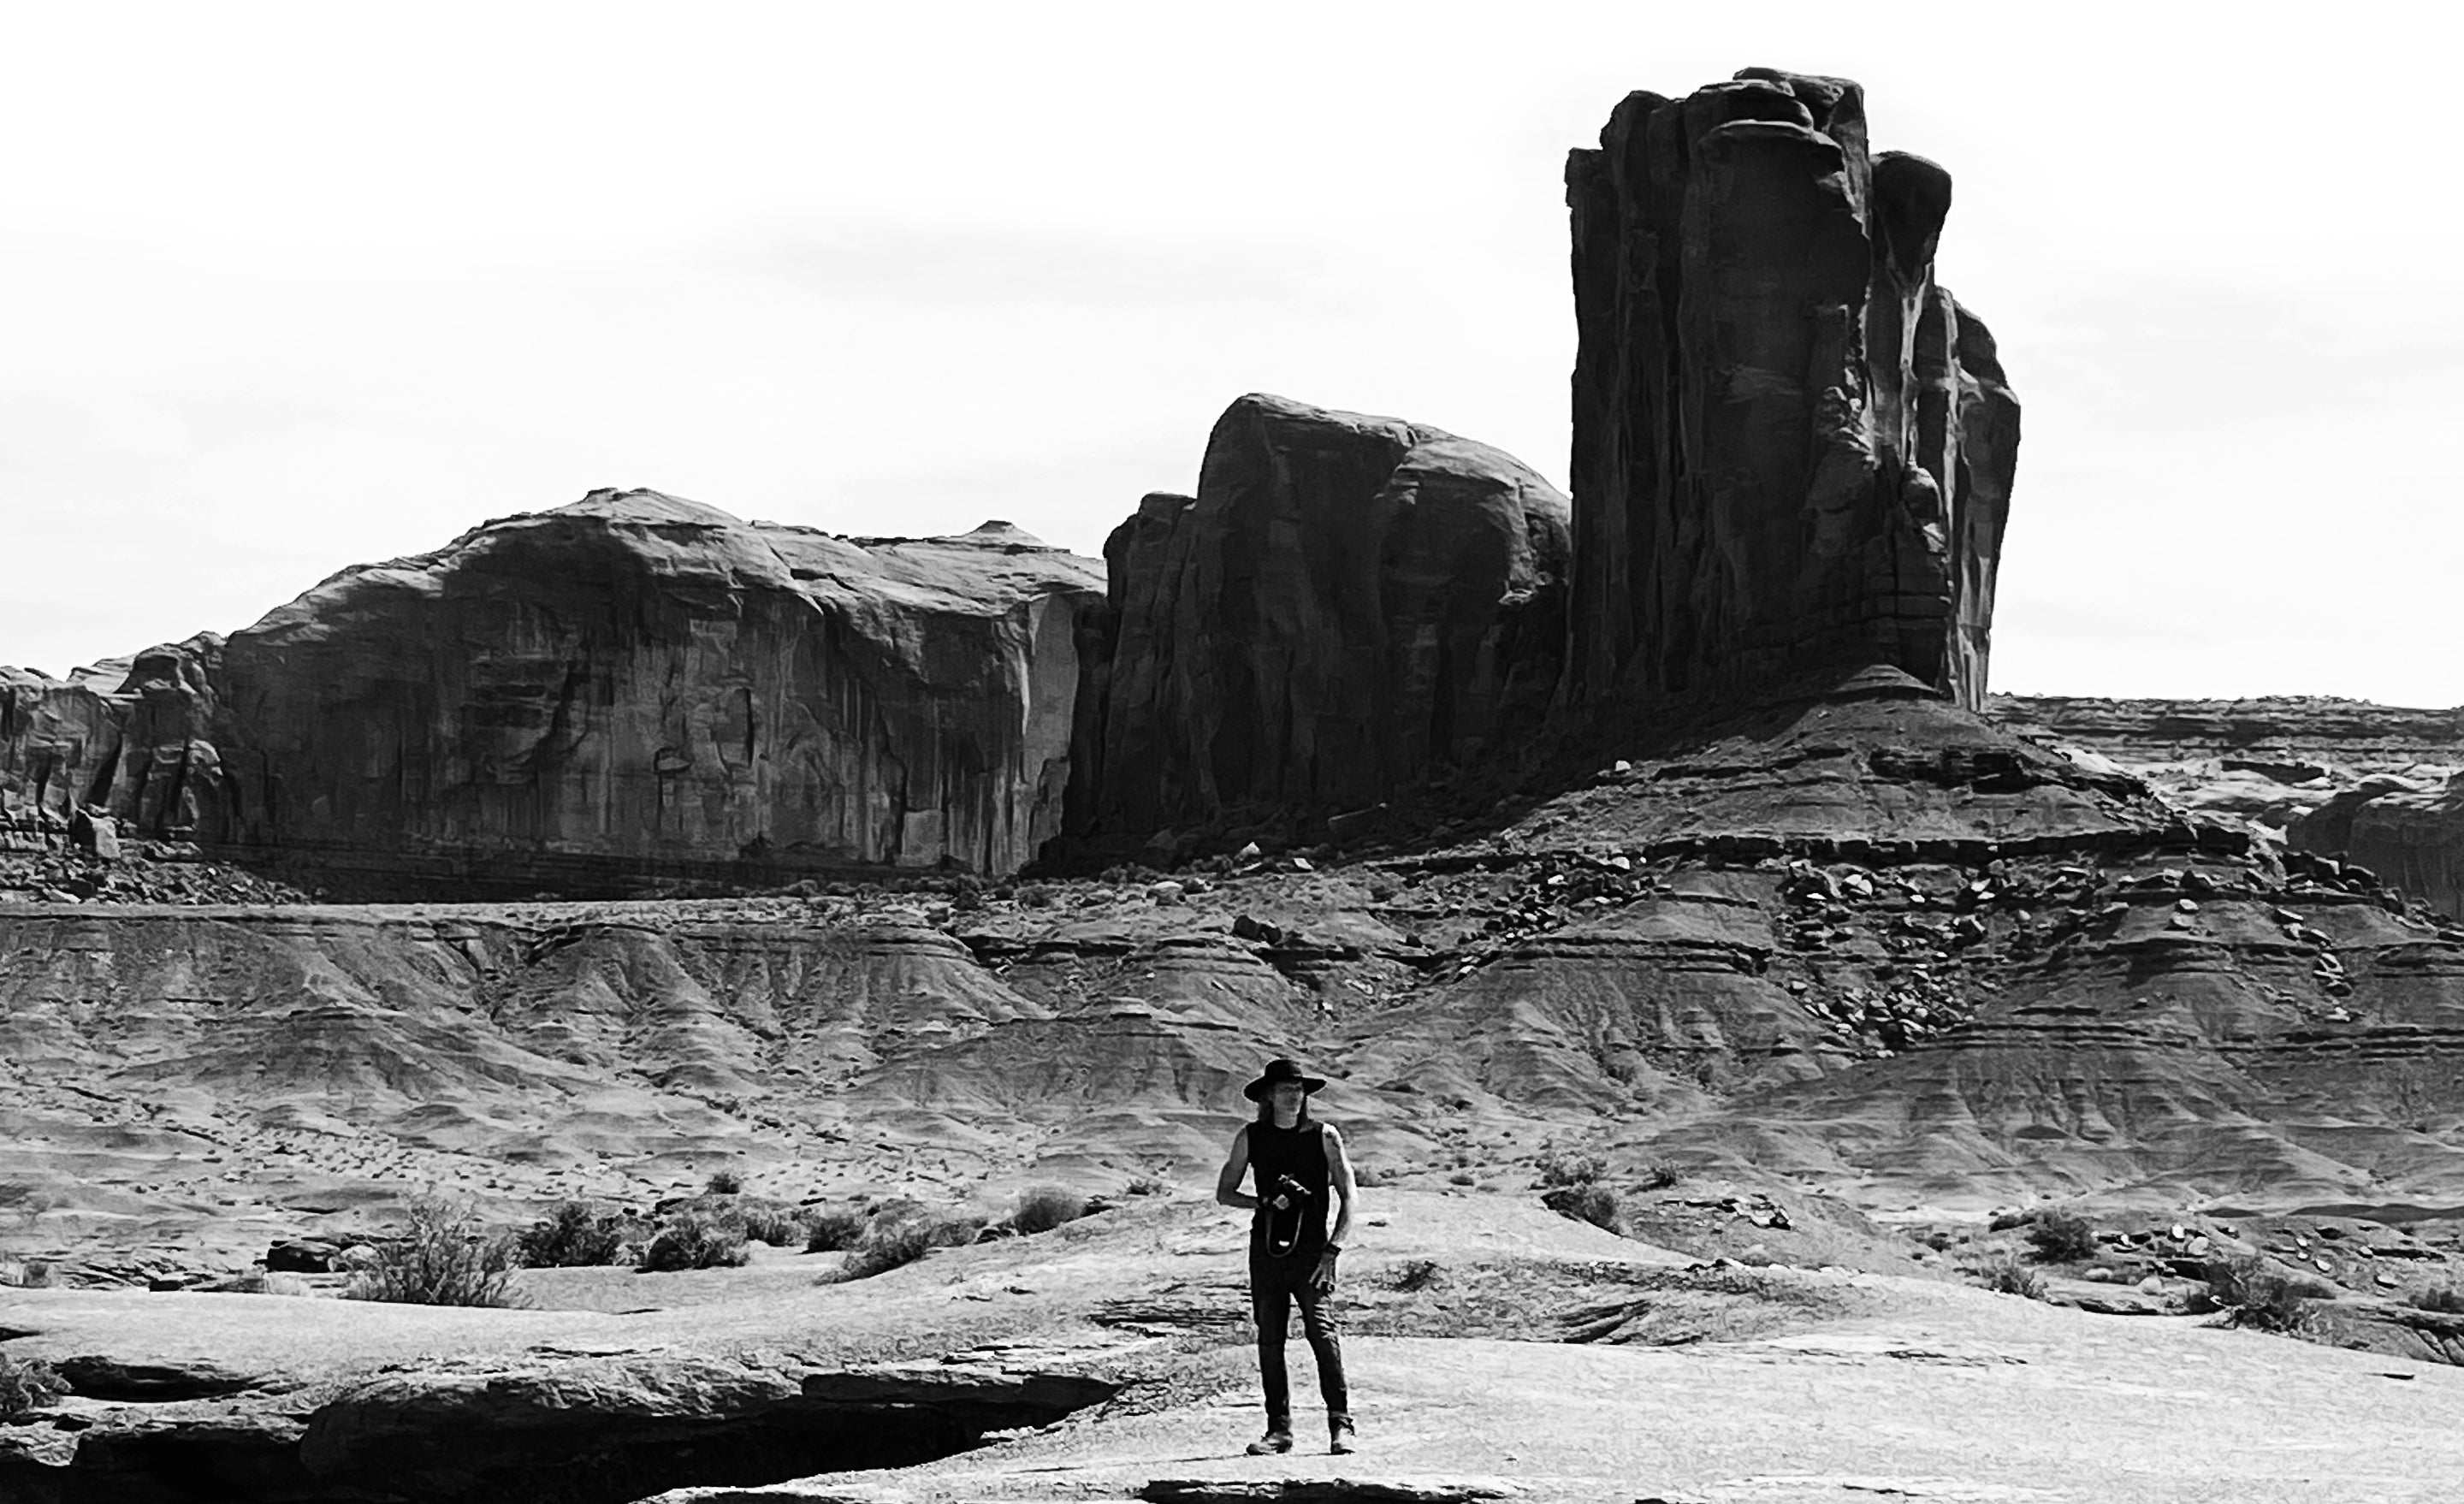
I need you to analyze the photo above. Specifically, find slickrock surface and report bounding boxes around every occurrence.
[15,1195,2455,1504]
[1063,395,1569,859]
[1,492,1102,893]
[1563,69,2017,714]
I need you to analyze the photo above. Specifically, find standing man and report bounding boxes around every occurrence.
[1216,1056,1357,1455]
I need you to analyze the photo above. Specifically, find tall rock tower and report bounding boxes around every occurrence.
[1562,68,2018,714]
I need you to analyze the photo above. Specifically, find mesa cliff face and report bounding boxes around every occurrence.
[3,492,1102,891]
[1062,394,1571,852]
[0,639,226,841]
[1563,68,2017,713]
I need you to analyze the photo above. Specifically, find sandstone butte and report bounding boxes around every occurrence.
[2,490,1103,893]
[6,65,2464,1504]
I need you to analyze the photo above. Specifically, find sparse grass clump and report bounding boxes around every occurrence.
[2203,1254,2331,1333]
[1391,1258,1442,1292]
[517,1200,626,1268]
[1973,1254,2046,1300]
[637,1208,752,1273]
[2023,1209,2098,1264]
[1641,1161,1685,1190]
[347,1199,524,1308]
[828,1213,979,1282]
[802,1205,870,1252]
[0,1352,69,1417]
[1010,1185,1087,1235]
[732,1203,804,1246]
[703,1168,745,1196]
[1542,1182,1623,1235]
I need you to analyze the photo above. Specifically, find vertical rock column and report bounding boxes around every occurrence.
[1063,394,1570,850]
[1563,68,2018,714]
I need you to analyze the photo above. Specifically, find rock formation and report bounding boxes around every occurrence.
[1062,394,1570,854]
[0,637,224,841]
[2,491,1103,891]
[1562,68,2017,714]
[1990,694,2464,918]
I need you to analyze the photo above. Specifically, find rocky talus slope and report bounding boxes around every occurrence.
[2,491,1101,895]
[10,673,2464,1294]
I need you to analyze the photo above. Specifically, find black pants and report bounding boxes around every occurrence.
[1250,1250,1348,1428]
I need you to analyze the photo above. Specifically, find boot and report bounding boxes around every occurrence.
[1330,1414,1358,1455]
[1247,1426,1294,1455]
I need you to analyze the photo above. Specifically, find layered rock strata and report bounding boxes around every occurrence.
[1063,394,1571,853]
[1563,68,2018,714]
[3,491,1103,891]
[1991,693,2464,918]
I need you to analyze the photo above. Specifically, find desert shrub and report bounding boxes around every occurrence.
[703,1168,745,1197]
[2024,1209,2099,1264]
[2203,1254,2331,1332]
[517,1200,626,1268]
[347,1199,524,1308]
[801,1205,869,1252]
[733,1204,804,1246]
[2409,1284,2464,1315]
[1017,884,1057,909]
[1974,1254,2046,1300]
[829,1214,977,1282]
[832,1220,935,1282]
[0,1352,69,1418]
[1641,1160,1685,1190]
[1537,1152,1606,1188]
[1349,1164,1388,1189]
[1010,1185,1087,1235]
[1542,1183,1623,1235]
[1391,1258,1442,1292]
[1923,1230,1957,1252]
[637,1209,751,1273]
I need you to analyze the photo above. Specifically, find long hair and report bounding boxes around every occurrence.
[1253,1095,1314,1127]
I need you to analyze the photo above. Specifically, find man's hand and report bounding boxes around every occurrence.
[1310,1249,1340,1294]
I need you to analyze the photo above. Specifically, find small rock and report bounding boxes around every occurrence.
[1147,880,1186,904]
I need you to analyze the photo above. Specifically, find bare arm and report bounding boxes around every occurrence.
[1323,1123,1358,1250]
[1311,1124,1358,1291]
[1215,1124,1259,1210]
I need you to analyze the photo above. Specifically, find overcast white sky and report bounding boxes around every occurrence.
[5,2,2458,703]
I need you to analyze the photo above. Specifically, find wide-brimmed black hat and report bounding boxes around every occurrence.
[1242,1057,1328,1101]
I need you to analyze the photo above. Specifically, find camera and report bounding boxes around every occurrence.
[1268,1174,1312,1210]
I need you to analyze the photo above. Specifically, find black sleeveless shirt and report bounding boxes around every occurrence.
[1247,1117,1331,1260]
